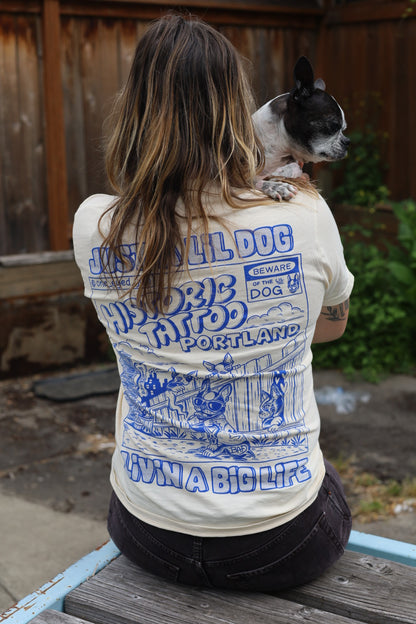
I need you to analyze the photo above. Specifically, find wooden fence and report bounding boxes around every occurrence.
[0,0,415,255]
[318,1,416,204]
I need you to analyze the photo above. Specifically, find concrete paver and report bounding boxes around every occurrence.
[0,493,108,613]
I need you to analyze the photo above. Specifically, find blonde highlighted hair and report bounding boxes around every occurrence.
[101,14,310,312]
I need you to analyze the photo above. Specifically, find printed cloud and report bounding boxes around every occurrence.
[246,302,304,327]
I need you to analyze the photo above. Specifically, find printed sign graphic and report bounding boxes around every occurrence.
[244,256,302,302]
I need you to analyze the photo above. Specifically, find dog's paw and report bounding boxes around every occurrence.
[256,179,298,201]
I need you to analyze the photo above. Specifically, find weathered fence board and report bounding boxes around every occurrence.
[43,0,69,250]
[0,12,48,254]
[61,16,88,221]
[320,9,416,200]
[0,251,82,298]
[219,24,318,107]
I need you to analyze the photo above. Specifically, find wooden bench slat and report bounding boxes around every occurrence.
[280,550,416,624]
[29,610,92,624]
[64,555,368,624]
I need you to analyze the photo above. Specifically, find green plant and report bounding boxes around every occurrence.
[388,200,416,307]
[330,127,389,207]
[328,91,389,208]
[312,200,416,381]
[385,480,403,497]
[402,0,416,18]
[356,500,384,516]
[355,472,379,488]
[315,92,416,380]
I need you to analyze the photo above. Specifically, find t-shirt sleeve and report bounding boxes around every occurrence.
[315,195,354,307]
[72,194,116,298]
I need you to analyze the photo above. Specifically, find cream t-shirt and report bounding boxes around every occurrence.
[73,189,354,536]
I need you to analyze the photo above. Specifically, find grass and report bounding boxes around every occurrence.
[330,454,416,522]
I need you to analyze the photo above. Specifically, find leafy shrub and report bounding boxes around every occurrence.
[330,127,389,207]
[313,91,415,381]
[312,200,416,381]
[328,92,389,208]
[387,200,416,308]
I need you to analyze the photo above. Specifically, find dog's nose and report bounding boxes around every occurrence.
[342,136,350,148]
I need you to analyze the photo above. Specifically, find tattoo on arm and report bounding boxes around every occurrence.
[322,300,349,322]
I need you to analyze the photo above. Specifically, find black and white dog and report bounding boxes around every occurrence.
[252,56,350,200]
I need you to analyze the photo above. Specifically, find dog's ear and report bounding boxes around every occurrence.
[201,378,211,393]
[219,383,232,402]
[292,57,326,100]
[292,56,315,100]
[314,78,326,91]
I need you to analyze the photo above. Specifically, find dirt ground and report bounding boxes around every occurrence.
[0,366,415,535]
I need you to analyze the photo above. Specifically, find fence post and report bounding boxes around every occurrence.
[42,0,69,250]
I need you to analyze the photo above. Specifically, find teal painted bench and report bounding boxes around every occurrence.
[2,531,416,624]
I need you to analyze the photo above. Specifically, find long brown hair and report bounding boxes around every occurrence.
[101,14,283,312]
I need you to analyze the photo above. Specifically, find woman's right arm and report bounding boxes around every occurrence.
[312,299,350,344]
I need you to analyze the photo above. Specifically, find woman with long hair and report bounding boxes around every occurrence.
[74,14,354,591]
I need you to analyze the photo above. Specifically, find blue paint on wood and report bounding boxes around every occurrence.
[0,540,120,624]
[347,529,416,567]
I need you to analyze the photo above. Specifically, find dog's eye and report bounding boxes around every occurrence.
[208,400,223,411]
[326,121,342,135]
[311,116,342,136]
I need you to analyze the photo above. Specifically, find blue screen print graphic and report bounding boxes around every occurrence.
[244,256,302,302]
[90,228,313,492]
[116,342,309,463]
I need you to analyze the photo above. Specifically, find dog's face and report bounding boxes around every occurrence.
[270,57,350,164]
[192,379,231,421]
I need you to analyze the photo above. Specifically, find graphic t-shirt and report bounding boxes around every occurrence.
[73,189,354,537]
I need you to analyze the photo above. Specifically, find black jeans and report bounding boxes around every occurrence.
[107,460,352,592]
